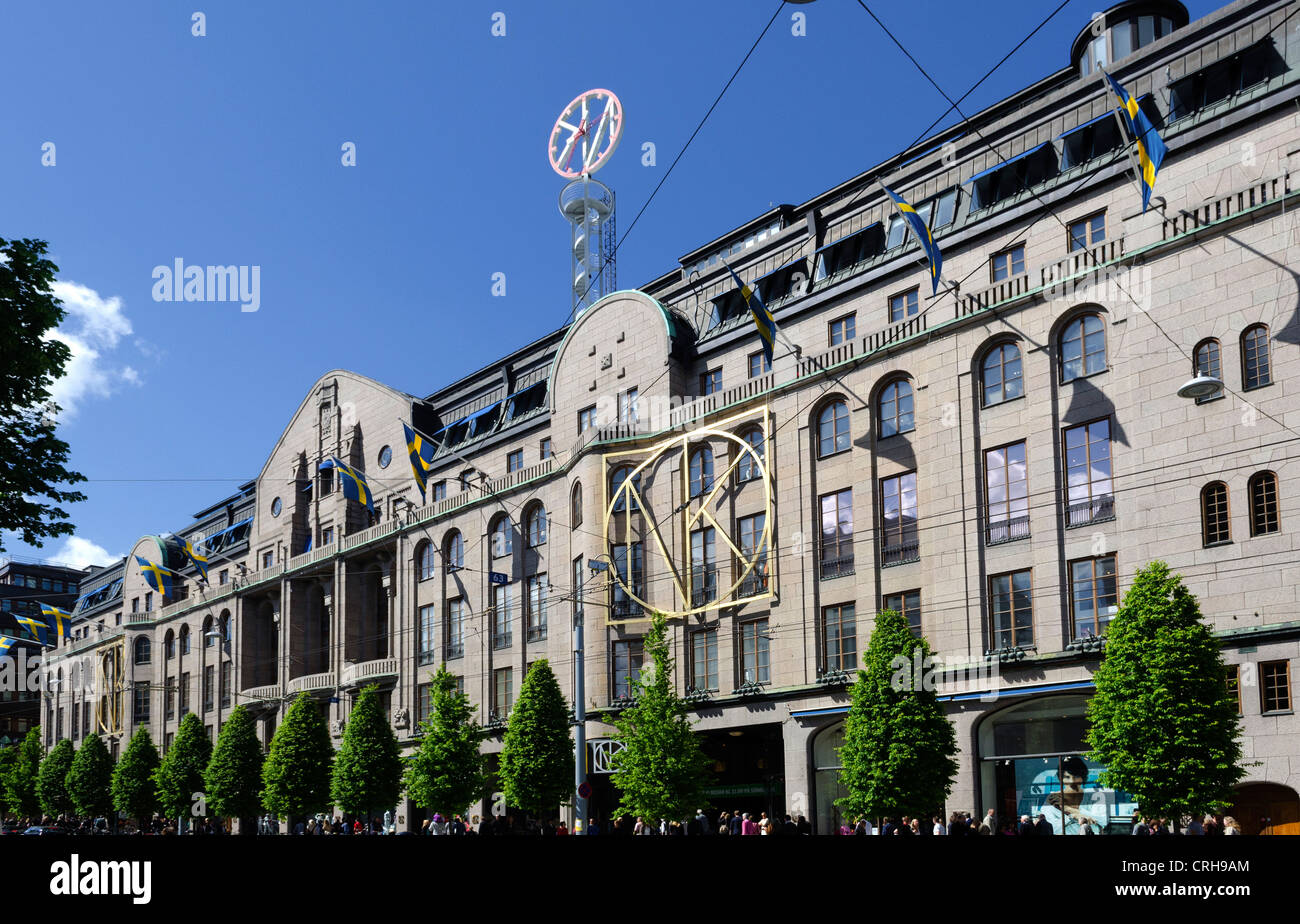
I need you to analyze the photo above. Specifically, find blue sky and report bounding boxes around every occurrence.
[2,0,1219,569]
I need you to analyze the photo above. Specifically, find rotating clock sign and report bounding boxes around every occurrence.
[548,88,624,178]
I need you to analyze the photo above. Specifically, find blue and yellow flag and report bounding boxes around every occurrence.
[322,457,375,513]
[1105,73,1167,213]
[39,604,71,645]
[403,422,436,504]
[726,266,776,367]
[0,636,19,656]
[176,536,210,583]
[135,555,174,599]
[13,613,49,647]
[883,185,943,295]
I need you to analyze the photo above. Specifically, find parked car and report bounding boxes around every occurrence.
[0,823,25,836]
[22,826,66,836]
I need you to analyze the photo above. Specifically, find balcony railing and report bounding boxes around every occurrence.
[492,630,513,650]
[986,515,1031,546]
[1066,495,1114,528]
[444,642,464,661]
[610,598,642,620]
[527,623,547,643]
[690,566,718,607]
[881,539,920,567]
[287,672,336,695]
[341,657,399,687]
[819,553,854,580]
[739,570,769,598]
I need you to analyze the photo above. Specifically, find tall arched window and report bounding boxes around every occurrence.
[878,379,915,438]
[1248,471,1280,536]
[1193,338,1223,403]
[444,530,464,570]
[417,540,436,581]
[1241,324,1272,390]
[981,342,1023,406]
[1061,313,1106,381]
[610,464,640,512]
[165,629,175,660]
[737,428,765,482]
[571,482,583,528]
[817,400,850,458]
[1201,481,1231,546]
[490,515,512,558]
[220,610,232,645]
[689,446,714,497]
[134,637,151,665]
[526,504,548,547]
[180,625,191,655]
[203,616,215,648]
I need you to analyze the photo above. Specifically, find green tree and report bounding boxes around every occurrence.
[36,738,75,817]
[405,666,486,818]
[837,609,958,822]
[112,728,161,828]
[0,238,87,554]
[0,746,16,819]
[499,659,573,818]
[66,733,114,819]
[1086,560,1244,826]
[331,685,403,827]
[609,612,711,821]
[262,694,334,822]
[3,727,43,819]
[153,713,212,824]
[204,705,264,832]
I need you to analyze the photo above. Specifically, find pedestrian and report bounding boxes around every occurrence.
[909,818,921,835]
[1203,815,1220,836]
[695,808,710,835]
[742,812,759,835]
[1017,814,1035,836]
[881,817,895,837]
[729,810,744,837]
[1184,815,1204,835]
[932,815,946,835]
[1222,816,1242,835]
[1035,813,1054,836]
[782,814,797,836]
[1131,814,1149,835]
[557,820,569,836]
[981,808,995,835]
[797,815,812,835]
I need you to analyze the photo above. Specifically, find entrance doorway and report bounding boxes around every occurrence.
[1227,783,1299,835]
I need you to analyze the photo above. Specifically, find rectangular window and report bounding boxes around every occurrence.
[145,592,153,612]
[690,527,717,607]
[619,388,639,426]
[491,585,513,649]
[888,287,919,323]
[578,405,598,433]
[416,683,432,726]
[990,245,1025,282]
[1070,555,1118,638]
[320,466,334,496]
[1069,212,1106,252]
[459,470,474,492]
[133,682,151,724]
[493,667,513,716]
[819,489,854,579]
[748,351,771,378]
[985,441,1029,544]
[71,699,80,738]
[881,472,919,565]
[989,570,1034,650]
[540,438,553,461]
[690,629,718,692]
[1227,664,1241,715]
[1064,419,1114,527]
[740,619,771,685]
[445,598,464,660]
[418,604,437,665]
[219,569,229,586]
[321,527,334,546]
[611,542,644,619]
[132,597,139,613]
[432,481,447,502]
[821,603,857,672]
[166,677,176,720]
[527,574,548,642]
[262,551,274,569]
[180,672,191,717]
[829,313,856,346]
[203,665,214,712]
[737,512,768,597]
[884,589,922,635]
[1261,660,1292,714]
[700,369,723,396]
[613,639,645,699]
[221,661,232,708]
[506,449,524,473]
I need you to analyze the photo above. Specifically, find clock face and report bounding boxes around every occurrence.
[548,88,624,178]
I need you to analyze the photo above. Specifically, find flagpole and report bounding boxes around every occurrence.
[1099,67,1150,207]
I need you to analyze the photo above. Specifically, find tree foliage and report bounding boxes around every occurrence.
[1086,560,1244,822]
[36,738,75,817]
[66,733,114,818]
[112,728,161,827]
[837,609,958,821]
[609,612,711,821]
[204,705,264,823]
[405,666,485,817]
[153,713,212,821]
[3,727,44,818]
[262,694,334,819]
[0,238,87,553]
[331,685,403,820]
[499,659,573,817]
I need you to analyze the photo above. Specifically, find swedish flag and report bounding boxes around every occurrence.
[177,536,211,583]
[135,555,174,599]
[322,457,375,513]
[1105,73,1167,213]
[726,266,776,367]
[0,636,18,656]
[39,604,71,645]
[883,185,943,295]
[13,613,49,647]
[403,422,436,503]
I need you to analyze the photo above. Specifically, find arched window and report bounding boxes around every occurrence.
[571,482,583,528]
[1201,481,1230,546]
[444,530,464,570]
[526,504,548,547]
[1193,338,1223,403]
[1241,324,1272,390]
[817,400,850,458]
[490,516,512,559]
[737,428,765,483]
[1061,313,1106,381]
[220,611,232,645]
[203,616,215,648]
[134,636,151,665]
[878,379,915,439]
[1248,471,1280,536]
[417,541,436,582]
[165,629,175,660]
[611,464,640,512]
[981,342,1024,406]
[180,625,191,655]
[689,446,714,497]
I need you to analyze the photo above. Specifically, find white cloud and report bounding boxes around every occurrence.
[49,536,118,570]
[44,280,143,417]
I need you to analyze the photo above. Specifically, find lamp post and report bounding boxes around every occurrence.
[572,556,612,834]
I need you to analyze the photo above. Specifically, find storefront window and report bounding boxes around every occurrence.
[813,721,849,834]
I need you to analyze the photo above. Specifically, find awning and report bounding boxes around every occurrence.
[1057,111,1116,137]
[814,221,883,256]
[967,142,1051,184]
[202,517,253,549]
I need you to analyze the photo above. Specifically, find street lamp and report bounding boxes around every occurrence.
[1176,374,1223,399]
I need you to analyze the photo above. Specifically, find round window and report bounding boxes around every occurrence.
[379,445,393,469]
[271,497,282,517]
